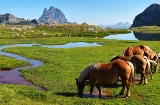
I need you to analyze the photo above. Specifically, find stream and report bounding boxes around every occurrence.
[0,42,101,91]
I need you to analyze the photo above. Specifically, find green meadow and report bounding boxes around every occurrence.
[0,25,160,105]
[131,26,160,33]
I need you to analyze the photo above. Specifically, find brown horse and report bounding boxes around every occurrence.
[75,59,134,98]
[110,55,157,85]
[123,45,151,56]
[123,45,159,73]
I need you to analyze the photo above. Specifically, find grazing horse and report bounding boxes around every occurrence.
[110,55,157,85]
[75,59,134,98]
[123,45,151,57]
[123,45,159,73]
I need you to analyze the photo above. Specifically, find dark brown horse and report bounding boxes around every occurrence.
[75,59,134,98]
[110,55,157,85]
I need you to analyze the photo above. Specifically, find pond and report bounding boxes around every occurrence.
[104,31,160,41]
[0,42,101,91]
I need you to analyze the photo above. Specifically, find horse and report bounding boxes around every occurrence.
[122,45,159,73]
[122,45,152,57]
[75,59,135,98]
[110,55,157,85]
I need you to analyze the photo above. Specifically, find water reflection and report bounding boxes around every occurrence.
[133,32,160,41]
[43,42,101,48]
[104,31,160,41]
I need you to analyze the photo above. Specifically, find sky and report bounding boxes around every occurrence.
[0,0,160,25]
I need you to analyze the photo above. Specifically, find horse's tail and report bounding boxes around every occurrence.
[144,56,152,79]
[127,61,135,85]
[149,59,158,73]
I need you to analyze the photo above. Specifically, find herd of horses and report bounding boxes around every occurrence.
[75,45,160,98]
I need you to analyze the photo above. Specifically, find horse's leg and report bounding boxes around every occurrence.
[143,71,148,85]
[125,79,131,98]
[96,84,103,98]
[89,84,94,98]
[150,62,154,73]
[139,72,143,84]
[119,80,125,96]
[149,68,152,79]
[141,69,148,85]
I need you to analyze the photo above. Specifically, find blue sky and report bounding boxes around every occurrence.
[0,0,160,25]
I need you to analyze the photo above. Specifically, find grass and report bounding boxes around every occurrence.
[0,24,130,39]
[0,55,29,70]
[131,26,160,33]
[0,37,159,105]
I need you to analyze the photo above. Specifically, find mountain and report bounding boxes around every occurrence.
[0,13,25,24]
[99,22,131,29]
[131,3,160,27]
[38,6,68,24]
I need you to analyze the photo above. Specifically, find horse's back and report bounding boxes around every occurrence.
[123,45,151,56]
[123,46,133,56]
[110,55,131,62]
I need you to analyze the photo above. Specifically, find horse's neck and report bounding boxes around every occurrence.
[78,66,90,84]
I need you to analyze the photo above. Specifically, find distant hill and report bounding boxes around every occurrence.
[131,3,160,27]
[0,13,39,25]
[38,6,68,24]
[98,22,131,29]
[0,13,25,24]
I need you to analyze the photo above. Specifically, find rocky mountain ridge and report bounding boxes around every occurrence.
[0,13,25,24]
[131,3,160,27]
[99,22,131,29]
[0,6,68,25]
[38,6,68,24]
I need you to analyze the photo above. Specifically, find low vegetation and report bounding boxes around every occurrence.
[131,26,160,33]
[0,24,130,39]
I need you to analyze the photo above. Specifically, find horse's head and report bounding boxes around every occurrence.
[147,52,159,72]
[75,78,85,97]
[153,53,160,71]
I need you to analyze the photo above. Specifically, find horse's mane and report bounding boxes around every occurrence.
[77,63,100,84]
[110,55,120,62]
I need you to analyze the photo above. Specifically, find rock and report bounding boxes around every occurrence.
[131,3,160,27]
[0,13,25,24]
[38,6,68,24]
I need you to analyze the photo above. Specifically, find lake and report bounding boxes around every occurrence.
[104,31,160,41]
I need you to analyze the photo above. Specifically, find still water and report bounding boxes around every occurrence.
[104,31,160,41]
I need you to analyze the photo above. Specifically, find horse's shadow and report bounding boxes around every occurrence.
[55,92,125,99]
[56,92,77,97]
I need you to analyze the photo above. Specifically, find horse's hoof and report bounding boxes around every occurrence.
[125,96,129,98]
[99,96,102,99]
[138,82,142,84]
[88,95,93,98]
[118,92,124,96]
